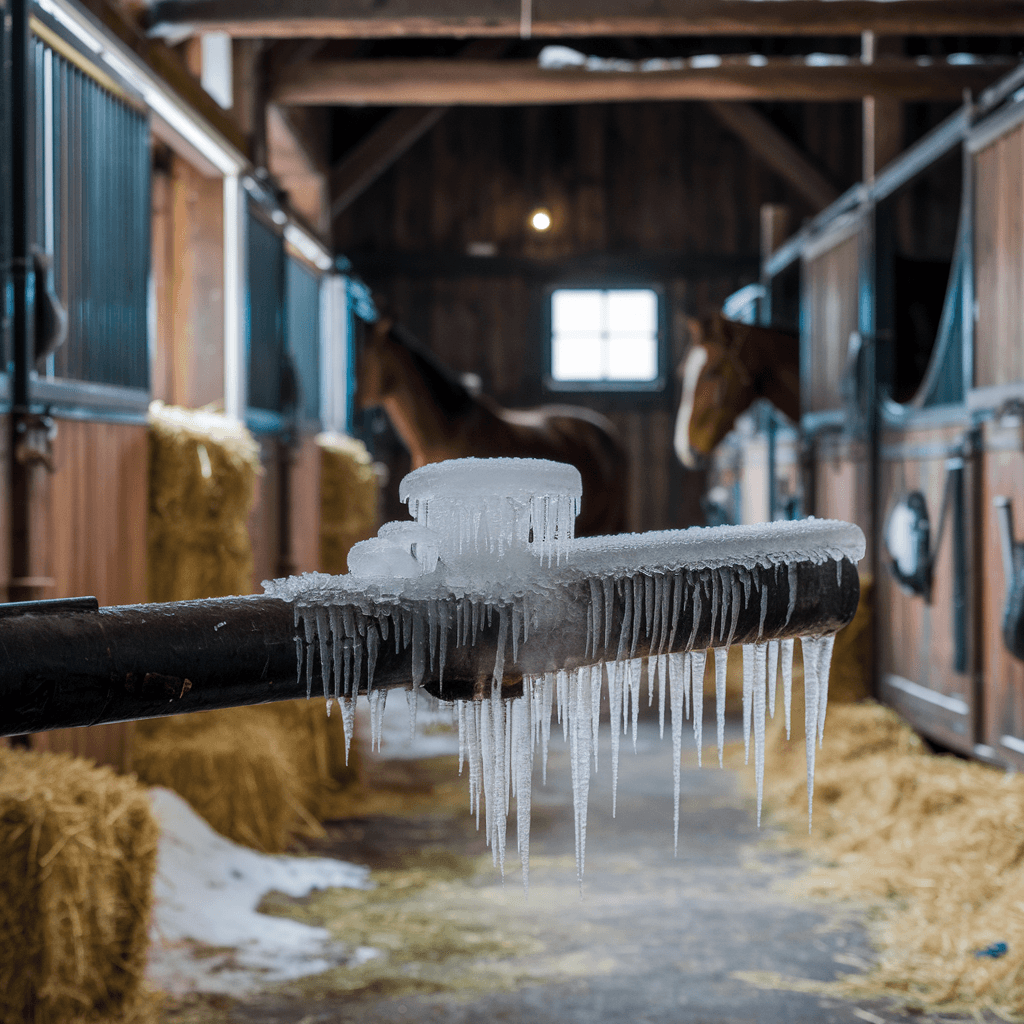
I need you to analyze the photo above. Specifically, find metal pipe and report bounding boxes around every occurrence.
[0,557,859,735]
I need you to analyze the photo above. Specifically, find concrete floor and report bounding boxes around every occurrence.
[199,713,971,1024]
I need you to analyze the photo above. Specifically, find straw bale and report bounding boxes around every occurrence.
[147,401,262,602]
[133,701,357,854]
[318,432,379,574]
[0,747,159,1024]
[761,700,1024,1017]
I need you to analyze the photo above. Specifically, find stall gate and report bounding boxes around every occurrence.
[752,67,1024,764]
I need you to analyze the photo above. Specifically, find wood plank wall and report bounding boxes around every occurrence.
[975,122,1024,391]
[336,101,859,533]
[30,419,148,771]
[805,229,861,413]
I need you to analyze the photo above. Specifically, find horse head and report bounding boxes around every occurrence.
[673,314,800,469]
[353,317,396,410]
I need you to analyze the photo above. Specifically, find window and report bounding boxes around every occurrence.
[549,288,661,387]
[246,205,286,417]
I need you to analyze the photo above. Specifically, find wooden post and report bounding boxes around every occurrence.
[862,32,905,182]
[760,203,791,268]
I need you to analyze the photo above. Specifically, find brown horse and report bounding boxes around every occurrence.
[674,314,800,469]
[354,319,628,537]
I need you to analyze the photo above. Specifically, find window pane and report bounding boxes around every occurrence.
[553,289,603,333]
[606,289,657,334]
[607,335,657,380]
[552,332,603,380]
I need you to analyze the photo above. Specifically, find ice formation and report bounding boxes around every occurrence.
[264,457,864,890]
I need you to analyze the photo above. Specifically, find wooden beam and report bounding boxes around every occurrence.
[274,57,1009,107]
[330,107,447,220]
[328,39,506,220]
[73,0,250,158]
[708,101,839,211]
[148,0,1024,39]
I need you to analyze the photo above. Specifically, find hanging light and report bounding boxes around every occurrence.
[529,207,552,232]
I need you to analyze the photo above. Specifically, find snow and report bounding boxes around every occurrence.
[262,457,863,887]
[146,788,375,997]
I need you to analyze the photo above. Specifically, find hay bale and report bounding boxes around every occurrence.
[318,432,379,575]
[762,701,1024,1016]
[133,701,358,853]
[147,400,262,602]
[0,748,158,1024]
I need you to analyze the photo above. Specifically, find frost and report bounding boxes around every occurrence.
[262,457,862,887]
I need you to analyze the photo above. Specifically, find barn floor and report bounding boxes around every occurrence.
[160,710,977,1024]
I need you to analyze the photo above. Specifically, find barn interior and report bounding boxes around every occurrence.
[2,1,1024,1022]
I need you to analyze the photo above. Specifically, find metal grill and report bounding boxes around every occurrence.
[286,255,320,425]
[31,36,150,390]
[246,206,286,414]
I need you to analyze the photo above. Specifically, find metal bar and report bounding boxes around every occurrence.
[0,558,859,735]
[948,458,968,673]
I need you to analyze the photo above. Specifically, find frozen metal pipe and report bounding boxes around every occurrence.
[0,556,859,735]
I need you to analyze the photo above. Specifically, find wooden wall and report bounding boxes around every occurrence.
[335,101,860,533]
[876,419,977,754]
[30,419,149,771]
[151,153,226,409]
[980,414,1024,767]
[975,121,1024,392]
[805,227,861,414]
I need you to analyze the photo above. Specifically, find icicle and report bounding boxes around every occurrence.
[767,638,779,719]
[836,558,843,589]
[369,688,387,752]
[668,651,685,855]
[630,575,643,657]
[557,669,569,742]
[590,663,602,772]
[302,612,315,700]
[710,572,720,641]
[753,643,767,825]
[715,647,728,768]
[816,633,836,746]
[668,571,683,651]
[649,574,663,653]
[468,701,482,827]
[644,574,656,641]
[742,645,754,764]
[493,606,509,690]
[726,575,742,648]
[438,603,449,691]
[628,658,642,752]
[616,580,632,662]
[570,667,592,888]
[512,601,522,664]
[406,686,419,741]
[366,622,379,694]
[602,578,615,651]
[540,672,554,785]
[427,600,438,672]
[786,562,798,626]
[585,602,594,663]
[687,582,702,651]
[691,650,706,767]
[512,693,533,894]
[781,638,795,740]
[330,607,343,701]
[608,661,623,817]
[316,608,332,704]
[758,579,769,640]
[683,651,691,721]
[648,650,656,708]
[658,653,668,739]
[458,699,467,773]
[739,566,751,610]
[800,636,821,831]
[340,695,356,765]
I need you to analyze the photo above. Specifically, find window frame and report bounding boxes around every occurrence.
[542,281,668,395]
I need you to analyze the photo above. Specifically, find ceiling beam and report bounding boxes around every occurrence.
[707,101,839,211]
[273,57,1009,106]
[328,39,506,222]
[330,107,447,220]
[148,0,1024,39]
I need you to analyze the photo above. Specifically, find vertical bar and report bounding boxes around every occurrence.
[948,458,968,674]
[223,174,247,421]
[10,0,33,408]
[961,125,975,396]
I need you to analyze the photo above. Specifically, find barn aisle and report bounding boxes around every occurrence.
[162,705,935,1024]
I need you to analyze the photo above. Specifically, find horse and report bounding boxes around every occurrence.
[354,318,628,537]
[674,313,800,469]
